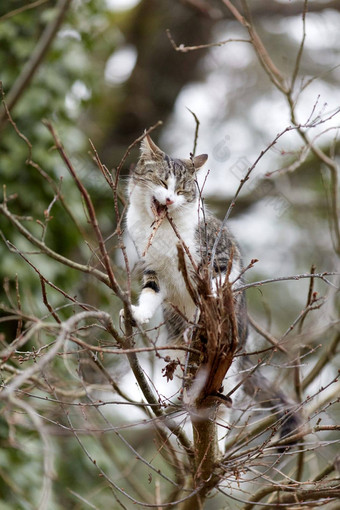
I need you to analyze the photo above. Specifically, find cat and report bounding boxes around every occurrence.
[125,135,246,333]
[123,134,301,442]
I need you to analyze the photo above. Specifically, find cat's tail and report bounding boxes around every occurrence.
[239,355,302,446]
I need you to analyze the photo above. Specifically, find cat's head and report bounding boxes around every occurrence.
[130,134,208,216]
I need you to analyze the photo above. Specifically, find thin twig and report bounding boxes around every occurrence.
[290,0,308,92]
[0,0,49,22]
[7,396,54,510]
[43,121,125,300]
[248,315,288,354]
[0,311,112,398]
[236,271,339,293]
[0,0,73,129]
[14,275,23,339]
[210,114,340,272]
[302,331,340,390]
[0,202,111,287]
[116,121,163,178]
[221,0,288,93]
[0,87,88,239]
[186,108,200,156]
[166,28,250,53]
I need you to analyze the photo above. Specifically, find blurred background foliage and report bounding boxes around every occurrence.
[0,0,339,508]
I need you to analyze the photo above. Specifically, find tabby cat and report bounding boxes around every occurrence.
[124,134,300,441]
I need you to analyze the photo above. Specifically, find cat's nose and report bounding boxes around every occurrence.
[166,198,174,205]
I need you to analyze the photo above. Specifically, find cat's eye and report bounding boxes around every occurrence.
[160,180,168,189]
[177,190,185,195]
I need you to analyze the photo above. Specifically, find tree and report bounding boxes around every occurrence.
[0,1,339,509]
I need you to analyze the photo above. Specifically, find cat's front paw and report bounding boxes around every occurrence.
[131,305,152,325]
[119,306,151,326]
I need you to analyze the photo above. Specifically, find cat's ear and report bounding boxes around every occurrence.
[183,154,208,173]
[140,134,163,160]
[193,153,208,170]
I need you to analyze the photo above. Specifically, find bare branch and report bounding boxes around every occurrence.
[290,0,308,92]
[221,0,288,93]
[236,271,339,293]
[0,0,49,22]
[0,201,111,287]
[43,121,124,299]
[166,28,250,53]
[0,0,73,129]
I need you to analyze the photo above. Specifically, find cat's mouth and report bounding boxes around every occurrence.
[152,197,167,217]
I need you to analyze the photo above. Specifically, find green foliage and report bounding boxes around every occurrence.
[0,1,339,509]
[0,0,130,300]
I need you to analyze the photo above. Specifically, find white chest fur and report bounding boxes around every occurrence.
[127,186,198,318]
